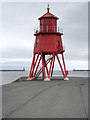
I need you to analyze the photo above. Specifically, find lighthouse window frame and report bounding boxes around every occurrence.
[41,21,43,25]
[36,38,39,47]
[56,42,58,45]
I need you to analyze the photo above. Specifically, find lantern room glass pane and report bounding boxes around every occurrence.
[36,39,39,47]
[41,21,43,25]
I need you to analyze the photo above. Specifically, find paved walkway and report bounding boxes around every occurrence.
[2,77,88,118]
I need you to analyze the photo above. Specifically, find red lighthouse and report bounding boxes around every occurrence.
[28,4,69,81]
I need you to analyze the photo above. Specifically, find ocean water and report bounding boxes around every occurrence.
[0,70,89,85]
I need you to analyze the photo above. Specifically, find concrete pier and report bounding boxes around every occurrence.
[2,77,88,118]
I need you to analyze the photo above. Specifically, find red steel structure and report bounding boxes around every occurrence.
[27,4,69,81]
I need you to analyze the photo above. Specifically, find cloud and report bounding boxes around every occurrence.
[1,2,88,70]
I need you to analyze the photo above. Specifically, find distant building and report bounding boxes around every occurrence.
[23,67,25,71]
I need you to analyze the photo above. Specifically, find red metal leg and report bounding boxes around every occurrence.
[29,53,35,78]
[51,56,55,77]
[33,55,55,79]
[29,51,61,79]
[41,53,46,79]
[56,55,66,78]
[62,53,67,77]
[35,69,43,80]
[34,55,52,79]
[45,65,48,75]
[34,56,41,77]
[34,67,42,79]
[31,54,39,77]
[33,54,55,80]
[48,58,53,78]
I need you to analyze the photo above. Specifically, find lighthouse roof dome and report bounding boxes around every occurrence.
[38,11,59,20]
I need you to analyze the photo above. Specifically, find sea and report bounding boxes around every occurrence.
[0,70,89,85]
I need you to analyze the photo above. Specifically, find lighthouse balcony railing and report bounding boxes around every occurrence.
[34,26,63,34]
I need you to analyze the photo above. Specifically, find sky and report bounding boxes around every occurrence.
[0,2,88,70]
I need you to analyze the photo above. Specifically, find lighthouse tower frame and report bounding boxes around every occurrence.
[28,5,69,81]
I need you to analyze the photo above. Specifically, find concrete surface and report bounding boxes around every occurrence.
[2,77,88,118]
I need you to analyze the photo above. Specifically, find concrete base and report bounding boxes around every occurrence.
[44,78,51,81]
[2,77,88,118]
[27,77,33,80]
[64,77,69,80]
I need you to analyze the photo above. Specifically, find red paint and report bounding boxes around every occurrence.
[28,5,68,80]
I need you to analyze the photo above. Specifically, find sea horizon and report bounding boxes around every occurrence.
[0,70,89,86]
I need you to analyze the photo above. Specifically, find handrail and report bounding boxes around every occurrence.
[34,26,63,34]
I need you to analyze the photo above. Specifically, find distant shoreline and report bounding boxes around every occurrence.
[0,70,25,71]
[73,70,90,71]
[0,70,89,71]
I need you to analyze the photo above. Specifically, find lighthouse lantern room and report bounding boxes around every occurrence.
[27,4,69,81]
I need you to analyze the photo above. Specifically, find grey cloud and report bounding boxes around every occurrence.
[1,2,88,70]
[2,45,33,59]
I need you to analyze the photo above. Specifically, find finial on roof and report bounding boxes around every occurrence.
[47,3,50,12]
